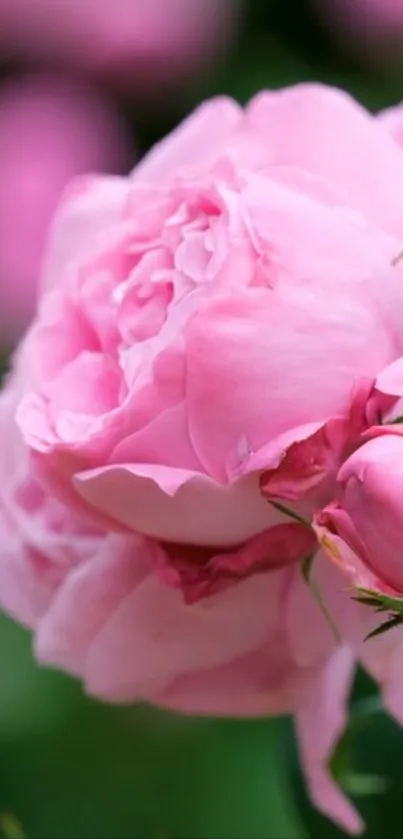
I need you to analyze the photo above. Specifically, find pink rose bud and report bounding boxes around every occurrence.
[317,433,403,595]
[0,75,132,342]
[0,0,240,93]
[6,84,403,834]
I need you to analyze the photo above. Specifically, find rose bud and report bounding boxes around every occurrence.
[317,434,403,596]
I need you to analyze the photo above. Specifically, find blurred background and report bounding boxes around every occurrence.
[1,1,403,837]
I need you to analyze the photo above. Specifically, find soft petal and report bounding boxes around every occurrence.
[295,646,363,834]
[185,287,395,481]
[37,537,288,701]
[35,534,149,677]
[42,175,129,294]
[259,419,347,501]
[378,103,403,150]
[132,97,242,184]
[157,639,317,717]
[247,83,403,238]
[74,463,278,546]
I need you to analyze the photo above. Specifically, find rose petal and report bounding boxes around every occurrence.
[295,645,363,834]
[74,463,278,546]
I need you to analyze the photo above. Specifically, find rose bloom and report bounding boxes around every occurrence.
[5,84,403,832]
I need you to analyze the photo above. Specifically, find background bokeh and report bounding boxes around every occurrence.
[1,1,403,837]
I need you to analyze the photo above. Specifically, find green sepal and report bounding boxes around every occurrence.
[365,615,403,640]
[269,500,309,527]
[354,587,403,617]
[353,587,403,640]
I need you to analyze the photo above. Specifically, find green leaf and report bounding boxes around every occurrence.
[340,772,389,797]
[0,815,25,839]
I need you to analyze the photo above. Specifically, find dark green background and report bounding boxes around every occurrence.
[2,1,403,836]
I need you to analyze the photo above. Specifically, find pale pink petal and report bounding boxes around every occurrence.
[36,535,288,701]
[35,534,150,676]
[287,554,365,668]
[158,639,315,717]
[359,624,403,725]
[84,567,287,701]
[0,510,56,627]
[375,356,403,397]
[131,97,242,184]
[378,103,403,150]
[246,83,403,238]
[295,645,363,834]
[74,463,276,546]
[42,175,129,294]
[185,287,394,481]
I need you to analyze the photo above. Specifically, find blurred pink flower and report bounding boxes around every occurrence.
[6,84,403,832]
[315,0,403,59]
[0,75,132,343]
[0,0,239,93]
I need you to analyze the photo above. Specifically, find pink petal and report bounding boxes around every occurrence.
[74,463,277,546]
[259,420,347,501]
[185,287,391,481]
[37,533,288,702]
[287,553,366,667]
[35,534,150,676]
[295,645,363,834]
[246,83,403,238]
[42,174,129,295]
[157,638,316,717]
[84,567,287,701]
[375,356,403,397]
[132,97,242,184]
[359,621,403,726]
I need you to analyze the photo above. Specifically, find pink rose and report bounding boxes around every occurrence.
[6,84,403,833]
[0,74,131,342]
[0,0,239,94]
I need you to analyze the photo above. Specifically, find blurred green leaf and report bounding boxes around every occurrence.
[0,615,306,839]
[0,814,25,839]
